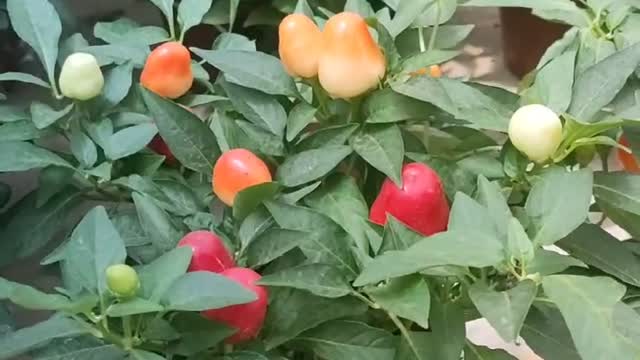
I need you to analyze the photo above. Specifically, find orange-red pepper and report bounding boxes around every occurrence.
[279,14,323,78]
[141,42,193,99]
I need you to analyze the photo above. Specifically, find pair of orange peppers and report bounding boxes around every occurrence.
[279,12,386,99]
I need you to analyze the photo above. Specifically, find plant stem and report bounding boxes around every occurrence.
[388,312,421,360]
[123,316,133,350]
[427,1,442,52]
[418,27,426,53]
[351,291,380,309]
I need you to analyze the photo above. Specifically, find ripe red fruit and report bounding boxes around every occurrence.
[202,268,268,344]
[140,42,193,99]
[177,231,235,273]
[369,162,449,237]
[148,135,177,165]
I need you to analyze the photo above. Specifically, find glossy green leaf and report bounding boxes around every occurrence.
[558,223,640,287]
[521,306,580,360]
[70,123,97,168]
[105,123,158,160]
[140,86,220,174]
[367,274,431,328]
[0,72,49,88]
[0,120,48,142]
[262,288,368,349]
[138,246,192,302]
[293,320,395,360]
[469,280,537,342]
[259,264,351,298]
[192,48,298,97]
[178,0,213,36]
[276,146,352,187]
[351,124,404,186]
[286,102,317,141]
[246,228,305,268]
[162,272,256,311]
[233,182,280,220]
[525,168,593,245]
[132,192,183,253]
[0,141,71,172]
[94,18,169,45]
[7,0,61,92]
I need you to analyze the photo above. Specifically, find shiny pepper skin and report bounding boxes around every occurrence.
[202,268,268,344]
[279,14,322,78]
[148,135,177,165]
[508,104,563,163]
[370,163,450,237]
[106,264,140,298]
[318,12,386,99]
[212,149,272,206]
[618,136,640,173]
[177,231,235,273]
[59,52,104,100]
[140,42,193,99]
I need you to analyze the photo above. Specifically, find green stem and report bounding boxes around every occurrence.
[123,316,133,350]
[427,1,442,52]
[169,17,177,41]
[534,297,555,305]
[351,291,380,309]
[347,97,363,124]
[388,312,421,360]
[418,27,426,53]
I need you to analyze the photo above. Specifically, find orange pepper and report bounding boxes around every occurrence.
[318,12,386,99]
[140,42,193,99]
[212,149,272,206]
[279,14,323,78]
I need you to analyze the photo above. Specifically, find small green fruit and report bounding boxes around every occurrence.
[59,52,104,100]
[106,264,139,298]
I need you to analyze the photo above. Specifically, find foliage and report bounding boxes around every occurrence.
[1,0,640,359]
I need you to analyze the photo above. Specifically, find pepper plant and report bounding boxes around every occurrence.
[2,0,640,359]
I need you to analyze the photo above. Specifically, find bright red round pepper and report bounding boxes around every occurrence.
[177,231,235,273]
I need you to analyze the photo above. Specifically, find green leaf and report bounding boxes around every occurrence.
[475,176,511,239]
[246,228,306,268]
[305,175,370,253]
[7,0,61,92]
[521,306,581,360]
[83,44,149,68]
[367,274,430,328]
[525,249,586,276]
[526,47,577,114]
[148,0,175,34]
[0,72,49,88]
[0,120,48,142]
[506,217,534,265]
[220,78,287,137]
[0,278,72,311]
[130,349,166,360]
[280,181,321,204]
[212,33,256,51]
[106,298,164,317]
[258,264,351,298]
[140,86,220,174]
[557,223,640,288]
[138,247,192,302]
[236,120,285,156]
[170,314,234,355]
[396,25,475,54]
[542,275,639,359]
[0,189,81,265]
[469,280,537,342]
[162,272,256,311]
[233,182,280,220]
[111,209,149,247]
[465,343,517,360]
[0,104,29,123]
[380,215,424,252]
[132,192,183,253]
[94,18,169,45]
[354,230,503,286]
[344,0,375,17]
[238,206,273,250]
[178,0,213,36]
[192,48,298,97]
[70,123,97,168]
[62,206,127,295]
[0,141,71,172]
[105,123,158,160]
[265,201,358,276]
[364,88,436,124]
[262,288,368,349]
[525,168,593,245]
[296,124,359,151]
[351,124,404,186]
[392,77,512,132]
[286,102,317,142]
[293,320,395,360]
[0,315,87,359]
[276,146,352,187]
[388,0,431,37]
[29,102,72,130]
[594,171,640,215]
[569,42,640,121]
[412,0,457,27]
[0,182,10,209]
[463,0,589,27]
[397,50,460,75]
[155,180,204,216]
[29,337,126,360]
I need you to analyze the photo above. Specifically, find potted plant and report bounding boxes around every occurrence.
[1,0,640,359]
